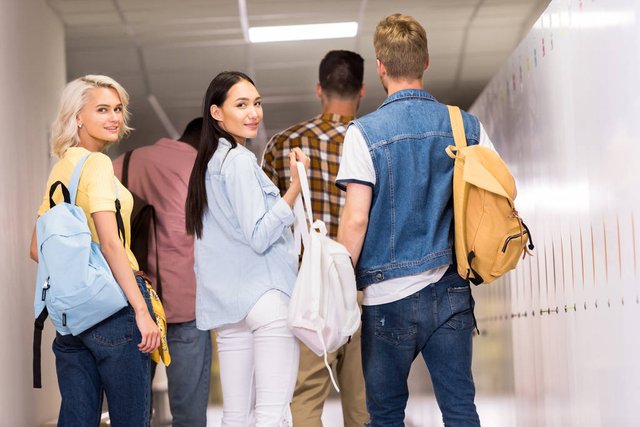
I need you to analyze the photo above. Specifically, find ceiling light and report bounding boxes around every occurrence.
[248,22,358,43]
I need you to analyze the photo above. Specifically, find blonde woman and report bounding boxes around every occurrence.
[30,75,160,426]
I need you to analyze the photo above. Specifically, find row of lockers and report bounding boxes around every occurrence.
[469,0,640,425]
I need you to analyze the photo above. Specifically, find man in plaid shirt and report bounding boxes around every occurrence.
[262,50,368,427]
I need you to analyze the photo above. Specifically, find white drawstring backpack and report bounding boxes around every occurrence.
[288,163,361,392]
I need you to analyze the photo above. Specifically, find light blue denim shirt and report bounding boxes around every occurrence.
[195,138,297,330]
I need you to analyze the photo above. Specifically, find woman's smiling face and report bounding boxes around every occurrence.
[76,87,124,150]
[210,79,263,144]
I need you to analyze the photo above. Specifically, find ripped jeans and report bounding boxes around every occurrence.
[361,265,481,427]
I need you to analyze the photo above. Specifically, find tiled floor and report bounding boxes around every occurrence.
[206,395,516,426]
[205,399,350,426]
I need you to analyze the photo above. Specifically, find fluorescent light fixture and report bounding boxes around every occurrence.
[249,22,358,43]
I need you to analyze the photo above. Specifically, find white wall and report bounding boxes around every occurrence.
[470,0,640,425]
[0,0,65,425]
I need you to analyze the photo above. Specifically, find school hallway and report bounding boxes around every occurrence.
[4,0,640,425]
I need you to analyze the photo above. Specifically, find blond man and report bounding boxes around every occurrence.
[337,14,493,426]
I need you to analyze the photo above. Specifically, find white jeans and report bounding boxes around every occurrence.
[216,290,299,427]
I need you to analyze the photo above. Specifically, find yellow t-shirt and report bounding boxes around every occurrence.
[37,147,139,271]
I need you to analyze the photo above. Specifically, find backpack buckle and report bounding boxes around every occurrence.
[41,278,50,301]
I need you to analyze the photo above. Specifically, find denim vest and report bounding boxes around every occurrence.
[352,89,480,288]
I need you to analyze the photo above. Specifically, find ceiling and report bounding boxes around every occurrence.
[46,0,550,156]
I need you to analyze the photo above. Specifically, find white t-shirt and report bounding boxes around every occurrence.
[337,123,495,305]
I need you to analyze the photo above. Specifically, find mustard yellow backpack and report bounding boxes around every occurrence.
[446,105,534,285]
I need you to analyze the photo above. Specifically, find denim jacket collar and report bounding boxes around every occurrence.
[378,88,436,110]
[217,137,256,160]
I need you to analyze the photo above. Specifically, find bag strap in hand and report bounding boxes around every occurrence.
[293,163,314,253]
[297,163,314,226]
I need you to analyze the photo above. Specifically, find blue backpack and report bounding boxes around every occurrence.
[33,153,128,387]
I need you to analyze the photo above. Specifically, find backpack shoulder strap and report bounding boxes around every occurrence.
[150,207,163,298]
[114,177,126,246]
[32,307,48,388]
[120,149,162,287]
[68,153,92,204]
[68,152,126,246]
[121,150,134,187]
[446,105,467,159]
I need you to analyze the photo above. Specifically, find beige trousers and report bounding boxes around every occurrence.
[290,326,368,427]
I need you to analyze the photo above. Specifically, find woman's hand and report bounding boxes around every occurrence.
[288,147,310,189]
[94,210,161,353]
[135,310,161,353]
[282,147,310,208]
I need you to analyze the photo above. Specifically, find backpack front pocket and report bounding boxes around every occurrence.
[48,265,127,335]
[490,224,528,278]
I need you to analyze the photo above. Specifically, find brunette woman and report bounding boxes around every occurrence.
[186,71,308,426]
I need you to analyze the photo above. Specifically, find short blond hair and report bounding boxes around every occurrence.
[50,75,132,158]
[374,14,429,80]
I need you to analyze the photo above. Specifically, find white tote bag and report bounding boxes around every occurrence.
[288,163,361,391]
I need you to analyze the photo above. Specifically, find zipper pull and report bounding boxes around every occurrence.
[62,313,67,327]
[41,278,50,301]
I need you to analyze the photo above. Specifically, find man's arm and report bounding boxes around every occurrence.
[337,182,372,266]
[479,123,496,151]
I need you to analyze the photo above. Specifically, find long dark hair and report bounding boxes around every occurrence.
[185,71,256,238]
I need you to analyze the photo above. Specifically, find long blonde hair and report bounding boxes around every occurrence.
[50,75,133,158]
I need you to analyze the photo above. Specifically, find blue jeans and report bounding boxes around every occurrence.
[361,266,480,427]
[165,320,212,427]
[53,275,152,427]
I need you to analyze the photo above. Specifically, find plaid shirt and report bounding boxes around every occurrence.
[262,113,353,239]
